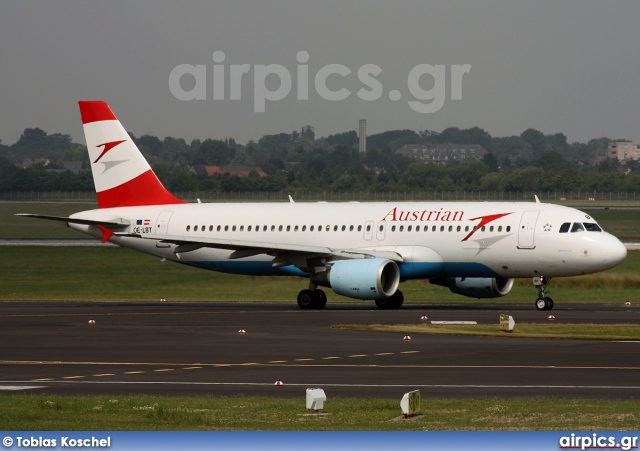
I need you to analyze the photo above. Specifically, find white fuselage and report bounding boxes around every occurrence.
[69,201,627,281]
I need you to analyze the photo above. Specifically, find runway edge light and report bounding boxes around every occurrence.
[306,388,326,412]
[499,314,515,332]
[400,390,420,418]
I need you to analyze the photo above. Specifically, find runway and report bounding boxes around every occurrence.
[1,301,639,400]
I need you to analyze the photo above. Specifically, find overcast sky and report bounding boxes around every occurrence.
[1,1,639,147]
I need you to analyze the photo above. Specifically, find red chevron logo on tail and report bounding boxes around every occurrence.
[93,139,127,163]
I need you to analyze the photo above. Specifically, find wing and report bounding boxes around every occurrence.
[129,233,404,271]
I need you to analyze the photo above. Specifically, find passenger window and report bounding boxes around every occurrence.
[440,226,445,232]
[498,226,502,232]
[424,226,428,232]
[357,225,362,232]
[457,226,461,232]
[399,225,404,232]
[217,225,221,232]
[194,225,198,232]
[490,226,494,232]
[407,225,412,232]
[232,225,236,232]
[334,225,338,232]
[186,225,191,232]
[559,222,571,233]
[294,225,299,232]
[224,225,229,232]
[571,223,585,233]
[506,226,511,232]
[286,225,291,232]
[271,225,275,232]
[391,225,396,232]
[366,225,371,232]
[350,225,355,232]
[239,226,244,232]
[432,226,436,232]
[309,226,313,232]
[263,226,267,232]
[583,223,602,232]
[279,225,283,232]
[248,226,252,232]
[341,225,346,231]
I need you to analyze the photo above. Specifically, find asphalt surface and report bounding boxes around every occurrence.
[1,301,639,400]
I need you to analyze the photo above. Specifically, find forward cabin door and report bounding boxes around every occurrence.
[517,211,539,249]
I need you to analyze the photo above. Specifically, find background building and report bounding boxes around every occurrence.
[608,142,640,163]
[396,143,487,164]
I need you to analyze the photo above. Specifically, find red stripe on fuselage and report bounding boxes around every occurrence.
[96,170,186,208]
[79,100,118,124]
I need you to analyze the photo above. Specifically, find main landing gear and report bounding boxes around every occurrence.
[296,286,405,310]
[533,276,554,311]
[297,288,327,310]
[375,290,404,309]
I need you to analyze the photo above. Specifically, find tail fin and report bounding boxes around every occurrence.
[79,100,186,208]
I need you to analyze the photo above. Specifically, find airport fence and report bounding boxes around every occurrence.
[0,190,638,203]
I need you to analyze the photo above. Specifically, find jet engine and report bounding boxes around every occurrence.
[430,276,514,299]
[311,258,400,301]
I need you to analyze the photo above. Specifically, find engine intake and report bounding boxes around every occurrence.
[430,276,514,299]
[311,258,400,301]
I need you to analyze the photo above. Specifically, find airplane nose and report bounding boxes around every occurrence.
[602,234,627,268]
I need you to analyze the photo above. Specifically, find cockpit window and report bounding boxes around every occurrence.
[570,222,585,233]
[583,222,602,232]
[559,222,571,233]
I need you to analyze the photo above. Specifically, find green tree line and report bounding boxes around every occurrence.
[1,125,639,194]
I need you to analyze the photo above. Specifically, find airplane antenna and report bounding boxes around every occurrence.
[289,195,295,203]
[534,195,540,204]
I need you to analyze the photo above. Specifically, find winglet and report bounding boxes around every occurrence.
[534,195,541,204]
[288,195,295,203]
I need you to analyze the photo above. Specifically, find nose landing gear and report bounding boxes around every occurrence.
[533,276,554,311]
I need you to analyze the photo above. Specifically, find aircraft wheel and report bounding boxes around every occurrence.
[544,296,554,311]
[297,289,315,310]
[389,290,404,309]
[535,297,547,311]
[314,290,327,310]
[375,297,392,310]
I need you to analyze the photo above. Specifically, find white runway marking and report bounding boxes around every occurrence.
[0,385,47,391]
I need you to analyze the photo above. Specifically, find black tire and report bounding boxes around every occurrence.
[389,290,404,309]
[297,289,315,309]
[535,297,547,311]
[375,297,392,309]
[314,290,327,310]
[544,296,554,311]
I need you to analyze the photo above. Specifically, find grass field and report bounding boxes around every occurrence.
[1,245,639,303]
[0,395,638,430]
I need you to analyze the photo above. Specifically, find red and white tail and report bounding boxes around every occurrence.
[79,100,185,208]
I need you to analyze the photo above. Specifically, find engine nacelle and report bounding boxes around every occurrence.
[430,276,514,299]
[311,258,400,301]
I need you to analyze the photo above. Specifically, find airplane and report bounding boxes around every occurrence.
[18,100,627,311]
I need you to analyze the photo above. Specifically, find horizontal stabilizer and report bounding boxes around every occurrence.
[15,213,129,228]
